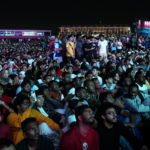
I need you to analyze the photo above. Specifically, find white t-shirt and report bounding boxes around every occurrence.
[98,40,108,54]
[117,41,123,49]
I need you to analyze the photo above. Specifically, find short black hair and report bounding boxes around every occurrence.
[21,117,37,132]
[14,94,30,113]
[75,105,90,121]
[98,102,116,117]
[0,138,14,149]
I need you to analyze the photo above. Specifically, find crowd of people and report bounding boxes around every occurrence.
[0,32,150,150]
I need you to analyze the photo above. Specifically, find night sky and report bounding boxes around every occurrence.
[0,0,149,30]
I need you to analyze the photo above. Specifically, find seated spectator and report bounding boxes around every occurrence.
[16,117,54,150]
[135,71,149,94]
[59,105,99,150]
[123,84,150,121]
[7,94,60,145]
[97,102,140,150]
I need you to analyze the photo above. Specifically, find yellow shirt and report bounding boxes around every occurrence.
[66,41,75,57]
[7,109,59,145]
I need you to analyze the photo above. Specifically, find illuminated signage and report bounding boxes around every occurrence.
[22,32,36,36]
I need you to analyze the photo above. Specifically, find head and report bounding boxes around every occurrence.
[100,92,115,104]
[76,87,87,100]
[62,72,72,83]
[135,71,145,85]
[91,67,98,76]
[75,105,94,125]
[66,66,73,74]
[99,102,117,125]
[48,80,59,92]
[21,118,39,141]
[21,80,31,93]
[92,78,101,89]
[0,139,15,150]
[84,80,96,93]
[122,75,132,87]
[128,84,139,99]
[100,35,104,41]
[68,35,74,42]
[14,94,30,113]
[36,92,45,107]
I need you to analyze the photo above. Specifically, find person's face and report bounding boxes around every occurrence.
[105,94,115,103]
[23,83,31,92]
[24,122,39,140]
[137,75,145,85]
[86,74,93,80]
[20,99,30,113]
[106,78,113,85]
[45,76,52,83]
[124,77,131,86]
[19,73,24,79]
[86,81,96,93]
[92,69,97,76]
[77,89,87,99]
[1,145,16,150]
[81,108,95,125]
[52,82,59,92]
[100,36,104,41]
[13,76,19,85]
[3,70,9,78]
[50,69,56,76]
[64,74,71,83]
[103,108,117,124]
[94,79,101,89]
[114,73,120,82]
[68,67,73,74]
[55,38,59,43]
[36,95,44,107]
[129,86,138,99]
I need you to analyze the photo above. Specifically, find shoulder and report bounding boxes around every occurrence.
[16,139,27,150]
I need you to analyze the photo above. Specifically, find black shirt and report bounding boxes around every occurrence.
[16,135,54,150]
[98,122,138,150]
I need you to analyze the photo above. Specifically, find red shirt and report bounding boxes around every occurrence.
[0,123,12,140]
[60,125,99,150]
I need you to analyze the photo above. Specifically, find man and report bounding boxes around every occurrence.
[66,35,76,64]
[97,102,140,150]
[83,37,95,62]
[98,35,108,60]
[16,118,54,150]
[59,105,99,150]
[7,94,60,145]
[0,138,15,150]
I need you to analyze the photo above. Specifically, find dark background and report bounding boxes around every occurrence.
[0,0,149,32]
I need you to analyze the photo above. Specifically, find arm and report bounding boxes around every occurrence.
[124,98,150,112]
[32,109,60,131]
[0,100,14,113]
[120,110,136,128]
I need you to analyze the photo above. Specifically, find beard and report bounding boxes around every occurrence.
[82,116,94,125]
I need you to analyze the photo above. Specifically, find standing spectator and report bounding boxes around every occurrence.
[83,37,94,62]
[76,34,84,60]
[53,38,63,63]
[66,35,76,64]
[59,105,99,150]
[98,35,108,60]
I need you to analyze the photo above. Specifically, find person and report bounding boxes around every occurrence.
[53,38,63,63]
[97,102,140,150]
[59,105,99,150]
[0,138,16,150]
[7,94,60,145]
[66,35,76,64]
[122,84,150,121]
[83,37,94,62]
[15,117,54,150]
[98,35,108,60]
